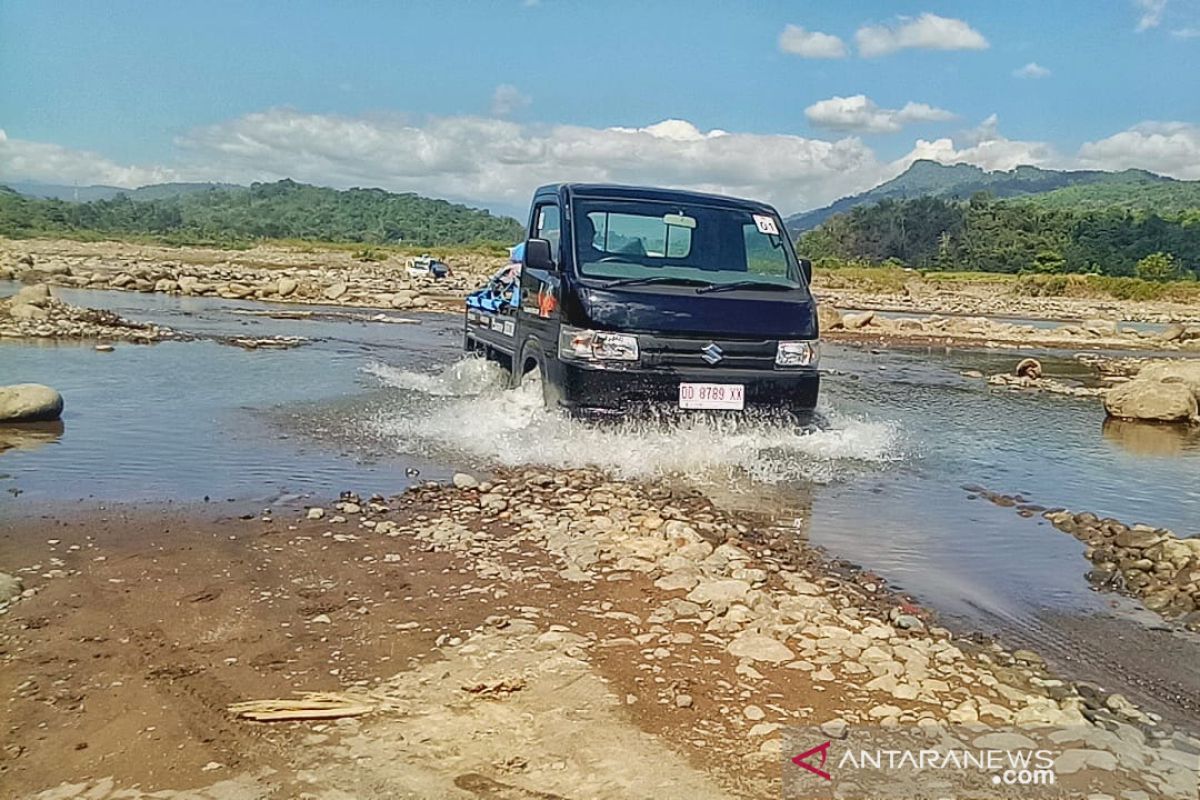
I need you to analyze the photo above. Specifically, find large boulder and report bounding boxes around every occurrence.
[0,384,64,422]
[1103,380,1198,424]
[8,303,49,320]
[1136,360,1200,399]
[9,283,52,307]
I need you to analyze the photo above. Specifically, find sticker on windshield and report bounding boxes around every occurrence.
[753,214,779,235]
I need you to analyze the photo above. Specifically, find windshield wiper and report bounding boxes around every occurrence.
[695,280,798,294]
[604,275,715,289]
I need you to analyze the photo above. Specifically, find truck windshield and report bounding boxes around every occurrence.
[572,199,804,292]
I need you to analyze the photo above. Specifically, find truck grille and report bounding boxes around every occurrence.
[638,335,777,370]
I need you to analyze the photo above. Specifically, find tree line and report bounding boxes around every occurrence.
[796,194,1200,280]
[0,180,524,247]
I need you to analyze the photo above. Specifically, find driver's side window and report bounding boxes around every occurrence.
[534,204,561,262]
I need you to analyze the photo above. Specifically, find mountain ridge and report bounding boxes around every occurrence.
[0,179,524,246]
[786,160,1195,232]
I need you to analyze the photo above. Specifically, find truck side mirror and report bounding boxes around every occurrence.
[798,258,813,285]
[524,238,555,271]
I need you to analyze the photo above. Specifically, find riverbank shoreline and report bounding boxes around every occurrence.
[2,469,1197,798]
[5,237,1200,355]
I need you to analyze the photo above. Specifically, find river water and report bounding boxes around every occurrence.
[3,284,1199,722]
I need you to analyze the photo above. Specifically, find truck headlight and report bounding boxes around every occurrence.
[559,326,639,362]
[776,340,819,368]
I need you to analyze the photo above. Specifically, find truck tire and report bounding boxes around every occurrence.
[514,341,562,410]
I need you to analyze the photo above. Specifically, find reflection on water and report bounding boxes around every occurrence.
[0,421,64,455]
[0,287,466,505]
[1102,417,1200,457]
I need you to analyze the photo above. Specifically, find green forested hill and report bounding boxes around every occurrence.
[796,193,1200,278]
[1013,179,1200,215]
[0,179,524,246]
[786,160,1198,233]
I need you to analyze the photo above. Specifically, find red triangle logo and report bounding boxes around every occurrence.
[792,741,832,781]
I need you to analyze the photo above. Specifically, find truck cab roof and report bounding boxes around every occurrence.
[534,183,777,214]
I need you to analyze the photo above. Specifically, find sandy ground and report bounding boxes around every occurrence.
[3,471,1198,799]
[0,491,803,798]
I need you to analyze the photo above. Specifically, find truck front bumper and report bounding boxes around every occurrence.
[548,361,820,417]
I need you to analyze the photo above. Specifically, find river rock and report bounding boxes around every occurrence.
[817,304,844,331]
[8,303,48,320]
[324,281,349,300]
[842,310,876,330]
[453,472,480,489]
[276,277,298,297]
[0,572,23,603]
[10,283,52,307]
[1114,527,1164,550]
[727,631,793,663]
[1083,319,1118,337]
[687,579,751,608]
[1161,322,1187,342]
[1015,358,1042,379]
[0,384,64,422]
[1136,360,1200,399]
[1103,380,1198,423]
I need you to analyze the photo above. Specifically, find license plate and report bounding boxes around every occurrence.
[678,382,745,410]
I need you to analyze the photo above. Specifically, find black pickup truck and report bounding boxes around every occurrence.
[464,183,820,417]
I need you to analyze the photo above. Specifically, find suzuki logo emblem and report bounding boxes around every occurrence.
[701,343,724,365]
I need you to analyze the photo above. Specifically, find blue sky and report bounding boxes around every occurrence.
[1,1,1198,214]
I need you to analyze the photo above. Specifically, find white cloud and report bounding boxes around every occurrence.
[805,95,955,134]
[0,129,178,187]
[1078,121,1200,179]
[490,84,531,117]
[1135,0,1167,31]
[6,113,1199,217]
[856,13,988,57]
[778,24,848,58]
[898,115,1056,172]
[1013,62,1051,79]
[1170,27,1200,37]
[169,109,888,211]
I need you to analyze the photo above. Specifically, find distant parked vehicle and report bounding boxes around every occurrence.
[406,254,452,279]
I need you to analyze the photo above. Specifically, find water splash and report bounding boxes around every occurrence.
[364,357,905,486]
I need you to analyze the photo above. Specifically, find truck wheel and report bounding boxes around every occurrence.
[514,347,561,410]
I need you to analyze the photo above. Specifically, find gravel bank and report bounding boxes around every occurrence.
[3,469,1196,798]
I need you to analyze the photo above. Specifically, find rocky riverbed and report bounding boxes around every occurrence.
[1,238,504,314]
[971,486,1200,631]
[1,282,174,342]
[817,276,1200,327]
[1055,511,1200,625]
[2,469,1197,798]
[821,306,1200,353]
[6,238,1200,357]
